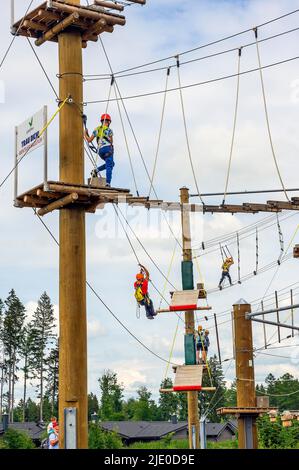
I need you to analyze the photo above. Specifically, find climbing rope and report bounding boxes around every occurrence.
[176,55,204,205]
[148,67,170,198]
[163,317,180,380]
[254,227,259,275]
[276,213,284,264]
[158,239,178,310]
[112,76,140,196]
[219,243,225,262]
[254,27,289,202]
[236,232,241,284]
[222,48,242,205]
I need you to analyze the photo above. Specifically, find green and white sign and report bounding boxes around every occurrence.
[16,106,46,160]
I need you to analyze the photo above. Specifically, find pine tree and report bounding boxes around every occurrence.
[0,297,6,421]
[19,324,35,422]
[45,339,59,416]
[2,290,26,423]
[158,378,179,421]
[88,392,99,420]
[200,355,226,422]
[98,370,124,420]
[31,292,56,423]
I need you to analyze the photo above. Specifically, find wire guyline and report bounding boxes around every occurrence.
[83,25,299,81]
[83,55,299,105]
[83,8,299,77]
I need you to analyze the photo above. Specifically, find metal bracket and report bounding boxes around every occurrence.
[64,407,77,449]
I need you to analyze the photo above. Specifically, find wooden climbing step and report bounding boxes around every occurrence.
[156,290,212,313]
[173,365,203,392]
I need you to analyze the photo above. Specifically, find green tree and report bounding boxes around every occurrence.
[19,323,35,422]
[133,386,155,421]
[2,290,26,422]
[88,392,99,420]
[158,378,179,421]
[45,339,59,415]
[1,428,35,449]
[25,397,39,422]
[98,370,124,420]
[0,297,6,421]
[200,355,226,422]
[122,397,137,420]
[225,380,237,407]
[31,292,56,423]
[88,423,123,449]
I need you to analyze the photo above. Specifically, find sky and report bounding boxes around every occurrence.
[1,0,299,405]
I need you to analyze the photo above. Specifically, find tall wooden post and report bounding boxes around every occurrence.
[58,0,87,448]
[180,187,200,449]
[233,300,258,449]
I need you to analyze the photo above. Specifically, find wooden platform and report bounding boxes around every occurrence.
[173,365,204,392]
[11,0,128,47]
[217,407,277,416]
[15,181,133,215]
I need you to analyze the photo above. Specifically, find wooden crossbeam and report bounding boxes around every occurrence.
[35,12,79,46]
[37,193,79,216]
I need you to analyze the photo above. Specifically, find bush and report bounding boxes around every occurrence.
[88,423,123,449]
[1,429,36,449]
[257,415,299,449]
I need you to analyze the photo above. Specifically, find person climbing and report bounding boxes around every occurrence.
[196,325,210,364]
[134,264,156,320]
[218,256,234,290]
[84,113,115,187]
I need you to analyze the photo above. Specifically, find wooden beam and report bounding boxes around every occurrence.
[38,9,62,22]
[156,306,212,314]
[48,182,130,197]
[51,1,126,25]
[94,0,124,11]
[37,188,61,199]
[23,19,48,31]
[37,193,79,216]
[35,12,79,46]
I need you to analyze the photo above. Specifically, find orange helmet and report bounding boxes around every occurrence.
[136,273,144,280]
[101,113,111,122]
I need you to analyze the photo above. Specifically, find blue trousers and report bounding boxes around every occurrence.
[97,146,115,185]
[219,271,232,286]
[139,297,155,318]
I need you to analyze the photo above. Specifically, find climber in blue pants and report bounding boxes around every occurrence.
[84,113,115,187]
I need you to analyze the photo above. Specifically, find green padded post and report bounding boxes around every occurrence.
[181,260,194,290]
[185,333,196,365]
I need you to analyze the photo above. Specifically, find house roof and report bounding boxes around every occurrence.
[100,420,238,439]
[100,421,188,439]
[6,422,45,439]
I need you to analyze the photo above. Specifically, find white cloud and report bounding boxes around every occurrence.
[1,0,299,404]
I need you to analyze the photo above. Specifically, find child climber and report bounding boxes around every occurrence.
[196,325,210,364]
[84,113,115,187]
[134,264,156,320]
[218,256,234,290]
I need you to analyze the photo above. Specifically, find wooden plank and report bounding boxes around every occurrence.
[37,193,79,216]
[94,0,125,11]
[51,1,126,25]
[171,290,200,308]
[174,365,203,391]
[35,12,79,46]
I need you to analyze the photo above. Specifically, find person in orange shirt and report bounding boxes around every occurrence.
[134,265,156,319]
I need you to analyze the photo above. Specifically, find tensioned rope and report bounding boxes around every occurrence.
[0,0,34,72]
[148,67,170,199]
[112,76,140,196]
[98,35,184,250]
[222,48,242,205]
[176,56,204,205]
[85,8,299,77]
[33,208,179,366]
[254,27,289,202]
[84,55,299,105]
[84,26,299,82]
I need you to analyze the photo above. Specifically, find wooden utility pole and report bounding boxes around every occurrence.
[233,300,258,449]
[180,187,200,449]
[58,1,87,449]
